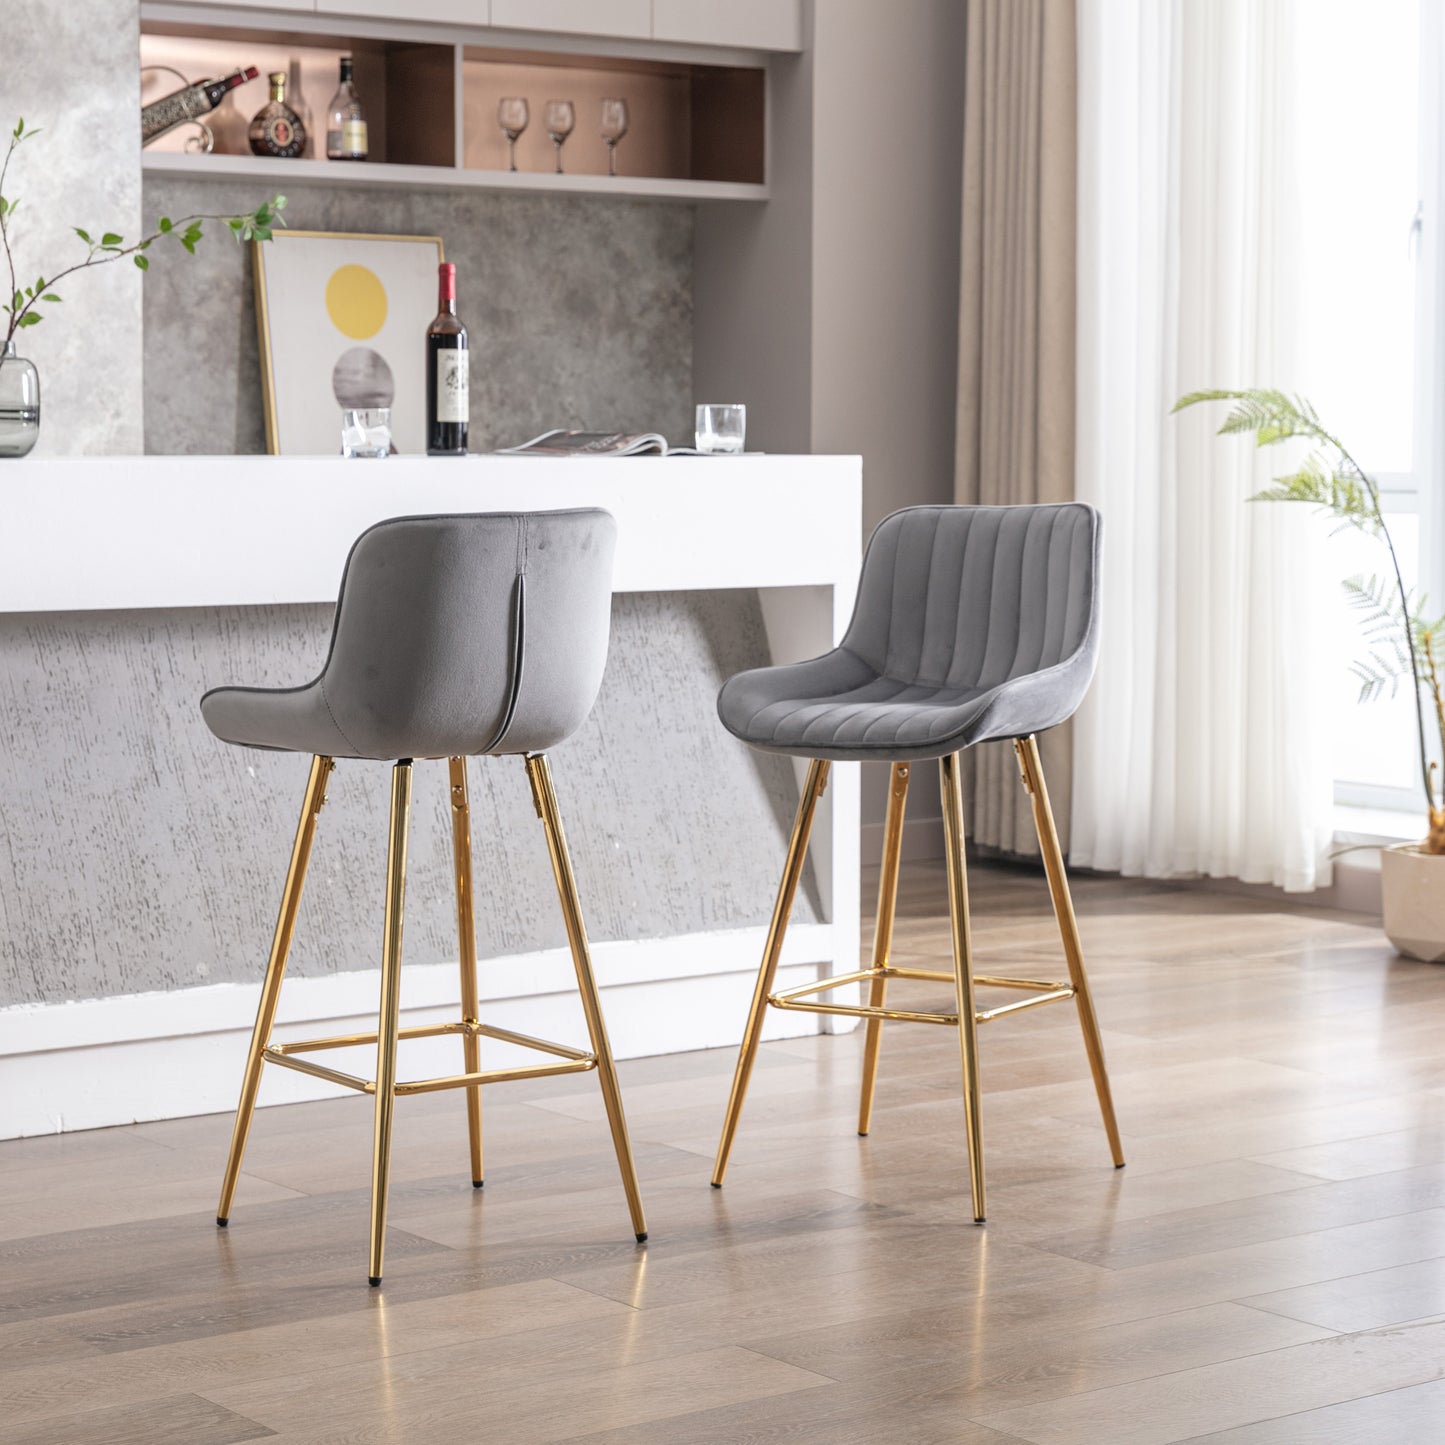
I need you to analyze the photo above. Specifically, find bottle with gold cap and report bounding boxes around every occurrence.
[248,71,306,159]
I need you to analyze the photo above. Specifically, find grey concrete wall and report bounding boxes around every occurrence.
[141,178,694,455]
[0,590,819,1008]
[4,0,144,455]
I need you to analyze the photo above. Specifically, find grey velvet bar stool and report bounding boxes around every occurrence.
[710,502,1123,1221]
[201,509,646,1285]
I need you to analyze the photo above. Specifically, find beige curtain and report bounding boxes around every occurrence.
[955,0,1077,855]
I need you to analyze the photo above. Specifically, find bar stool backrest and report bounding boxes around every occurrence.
[319,509,616,760]
[842,503,1100,727]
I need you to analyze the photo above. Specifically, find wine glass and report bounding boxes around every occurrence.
[600,98,629,177]
[497,97,528,172]
[544,100,575,174]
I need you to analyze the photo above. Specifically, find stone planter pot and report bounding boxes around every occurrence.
[1381,843,1445,962]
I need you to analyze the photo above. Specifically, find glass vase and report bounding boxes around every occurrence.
[0,340,40,458]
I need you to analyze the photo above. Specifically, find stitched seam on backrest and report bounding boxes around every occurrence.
[318,678,363,756]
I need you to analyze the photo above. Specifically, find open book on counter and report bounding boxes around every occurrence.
[496,430,695,457]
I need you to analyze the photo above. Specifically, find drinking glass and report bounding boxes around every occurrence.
[497,97,528,172]
[544,100,575,174]
[695,404,746,454]
[600,97,629,177]
[341,407,392,458]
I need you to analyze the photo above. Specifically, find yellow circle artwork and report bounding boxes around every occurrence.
[325,264,388,340]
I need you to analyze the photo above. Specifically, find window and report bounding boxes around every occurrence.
[1296,0,1427,814]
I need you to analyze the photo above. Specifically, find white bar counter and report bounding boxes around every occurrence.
[0,454,863,1136]
[0,453,857,612]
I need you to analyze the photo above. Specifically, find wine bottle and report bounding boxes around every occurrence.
[141,68,259,146]
[248,72,307,159]
[427,264,469,455]
[325,57,369,161]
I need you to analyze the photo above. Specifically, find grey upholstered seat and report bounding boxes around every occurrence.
[717,503,1099,762]
[201,510,616,760]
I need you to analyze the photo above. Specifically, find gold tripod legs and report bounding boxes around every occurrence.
[369,760,413,1286]
[448,757,485,1189]
[526,753,649,1243]
[1014,735,1125,1168]
[217,754,333,1228]
[858,762,910,1136]
[940,752,986,1222]
[711,758,831,1188]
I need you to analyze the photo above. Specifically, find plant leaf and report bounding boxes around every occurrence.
[133,254,148,270]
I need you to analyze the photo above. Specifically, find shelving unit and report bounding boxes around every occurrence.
[139,17,769,200]
[140,148,766,201]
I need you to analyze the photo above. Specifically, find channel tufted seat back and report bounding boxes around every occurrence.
[717,502,1100,761]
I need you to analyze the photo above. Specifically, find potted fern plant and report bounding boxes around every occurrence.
[1175,388,1445,959]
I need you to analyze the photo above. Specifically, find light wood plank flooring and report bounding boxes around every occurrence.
[4,859,1445,1442]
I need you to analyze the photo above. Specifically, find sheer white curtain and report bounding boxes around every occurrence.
[1071,0,1334,892]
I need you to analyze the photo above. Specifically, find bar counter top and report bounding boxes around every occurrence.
[0,453,861,614]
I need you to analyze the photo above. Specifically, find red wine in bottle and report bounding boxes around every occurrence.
[426,263,468,456]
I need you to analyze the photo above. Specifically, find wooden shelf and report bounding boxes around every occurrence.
[141,148,767,201]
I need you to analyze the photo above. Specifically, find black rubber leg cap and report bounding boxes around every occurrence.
[710,1181,722,1189]
[1115,1162,1127,1170]
[216,1217,228,1228]
[635,1232,648,1243]
[974,1217,986,1226]
[857,1130,869,1138]
[369,1276,382,1288]
[472,1179,484,1189]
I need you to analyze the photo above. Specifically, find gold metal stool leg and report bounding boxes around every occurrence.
[1014,734,1125,1168]
[217,754,333,1228]
[712,757,831,1187]
[526,753,649,1242]
[940,752,986,1223]
[369,759,413,1286]
[448,757,485,1189]
[858,761,910,1136]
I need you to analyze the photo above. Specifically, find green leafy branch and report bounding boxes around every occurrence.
[1,117,286,350]
[1174,386,1445,845]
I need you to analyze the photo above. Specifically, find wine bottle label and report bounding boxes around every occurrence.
[437,350,469,423]
[342,119,368,152]
[254,112,305,158]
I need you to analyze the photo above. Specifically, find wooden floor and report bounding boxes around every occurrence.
[5,859,1445,1443]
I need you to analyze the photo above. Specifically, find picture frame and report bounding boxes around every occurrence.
[252,229,445,455]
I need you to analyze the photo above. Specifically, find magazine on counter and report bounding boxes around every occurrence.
[497,429,691,457]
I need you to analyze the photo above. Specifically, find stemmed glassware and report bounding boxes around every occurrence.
[497,97,528,173]
[544,100,575,174]
[600,98,629,177]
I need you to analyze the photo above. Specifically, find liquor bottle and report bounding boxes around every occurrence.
[426,263,469,456]
[248,72,307,159]
[325,57,369,161]
[141,68,258,147]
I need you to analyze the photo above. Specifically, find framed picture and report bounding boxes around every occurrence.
[253,230,444,455]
